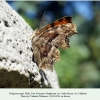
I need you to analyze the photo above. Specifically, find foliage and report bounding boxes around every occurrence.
[7,1,100,88]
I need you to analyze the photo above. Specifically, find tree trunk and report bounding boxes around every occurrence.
[0,0,59,88]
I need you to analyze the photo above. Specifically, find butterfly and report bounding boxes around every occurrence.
[30,16,77,71]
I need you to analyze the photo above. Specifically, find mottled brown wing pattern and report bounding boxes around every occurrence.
[39,16,72,33]
[31,16,77,71]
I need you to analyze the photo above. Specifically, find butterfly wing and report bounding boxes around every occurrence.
[31,16,77,70]
[39,16,72,33]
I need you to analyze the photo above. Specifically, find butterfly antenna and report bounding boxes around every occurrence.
[39,11,46,30]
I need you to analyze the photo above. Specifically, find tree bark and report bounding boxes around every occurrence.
[0,1,59,88]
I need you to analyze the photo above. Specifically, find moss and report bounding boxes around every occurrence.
[0,69,37,88]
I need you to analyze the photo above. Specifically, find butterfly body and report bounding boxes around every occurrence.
[31,16,77,70]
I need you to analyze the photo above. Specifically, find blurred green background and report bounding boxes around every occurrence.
[7,1,100,88]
